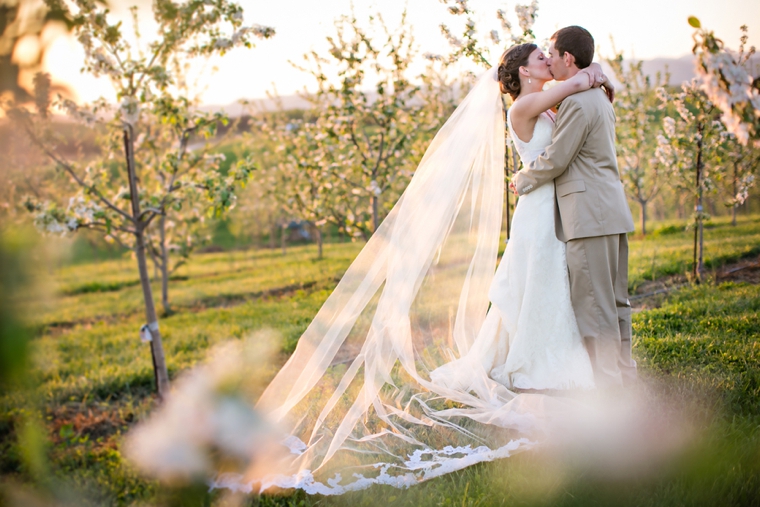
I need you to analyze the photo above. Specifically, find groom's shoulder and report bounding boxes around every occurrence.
[569,88,606,106]
[560,89,609,117]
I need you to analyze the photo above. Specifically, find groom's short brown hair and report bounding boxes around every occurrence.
[551,26,594,69]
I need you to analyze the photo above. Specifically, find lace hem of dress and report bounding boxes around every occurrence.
[209,438,534,496]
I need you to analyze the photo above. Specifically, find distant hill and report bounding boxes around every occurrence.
[199,94,313,117]
[202,55,760,115]
[638,55,698,85]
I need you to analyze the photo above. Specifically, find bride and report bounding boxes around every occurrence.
[214,43,615,495]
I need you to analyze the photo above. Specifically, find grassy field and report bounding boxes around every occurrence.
[1,214,759,506]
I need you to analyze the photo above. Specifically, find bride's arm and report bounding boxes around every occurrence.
[509,63,606,122]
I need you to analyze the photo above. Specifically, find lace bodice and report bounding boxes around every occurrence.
[506,110,555,165]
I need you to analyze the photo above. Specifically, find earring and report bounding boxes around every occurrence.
[528,78,532,84]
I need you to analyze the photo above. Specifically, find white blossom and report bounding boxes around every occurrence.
[60,99,97,126]
[694,34,759,145]
[464,19,475,38]
[423,52,444,61]
[515,0,539,34]
[496,9,512,32]
[251,24,275,39]
[119,96,140,126]
[214,38,233,50]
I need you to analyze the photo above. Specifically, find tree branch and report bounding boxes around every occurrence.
[22,124,136,225]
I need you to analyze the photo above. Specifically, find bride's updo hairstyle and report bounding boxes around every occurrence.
[497,43,537,100]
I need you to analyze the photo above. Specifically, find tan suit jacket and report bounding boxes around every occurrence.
[512,88,634,241]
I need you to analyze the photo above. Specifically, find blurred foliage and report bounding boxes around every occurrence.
[0,0,76,102]
[6,0,274,316]
[0,230,33,389]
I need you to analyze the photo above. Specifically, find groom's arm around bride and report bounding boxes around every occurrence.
[512,26,637,389]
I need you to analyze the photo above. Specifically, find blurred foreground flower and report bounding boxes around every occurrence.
[125,330,288,484]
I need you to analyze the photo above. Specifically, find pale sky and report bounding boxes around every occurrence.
[36,0,760,106]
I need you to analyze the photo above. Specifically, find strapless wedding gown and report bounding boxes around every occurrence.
[433,110,594,390]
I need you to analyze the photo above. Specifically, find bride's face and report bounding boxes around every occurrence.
[522,48,554,83]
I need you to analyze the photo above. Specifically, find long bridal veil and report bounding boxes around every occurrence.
[213,67,560,495]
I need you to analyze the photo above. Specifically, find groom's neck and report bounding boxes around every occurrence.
[561,66,581,81]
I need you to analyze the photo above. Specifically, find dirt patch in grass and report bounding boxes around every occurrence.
[632,253,760,312]
[41,279,326,336]
[48,397,155,448]
[179,280,319,312]
[50,404,128,445]
[716,257,760,284]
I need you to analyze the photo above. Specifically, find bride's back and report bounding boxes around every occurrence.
[507,110,554,165]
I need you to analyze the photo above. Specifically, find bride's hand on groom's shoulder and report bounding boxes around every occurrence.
[581,63,615,103]
[580,63,604,87]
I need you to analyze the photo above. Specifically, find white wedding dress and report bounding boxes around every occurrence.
[433,110,595,391]
[211,69,598,496]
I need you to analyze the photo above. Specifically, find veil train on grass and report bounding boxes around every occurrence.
[213,66,568,495]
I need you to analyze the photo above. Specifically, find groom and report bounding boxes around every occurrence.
[511,26,637,388]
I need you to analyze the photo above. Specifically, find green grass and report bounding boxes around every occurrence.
[2,215,760,506]
[627,214,760,291]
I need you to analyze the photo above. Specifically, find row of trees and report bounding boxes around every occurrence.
[1,0,543,397]
[3,0,275,398]
[241,0,541,254]
[2,0,759,396]
[610,18,759,276]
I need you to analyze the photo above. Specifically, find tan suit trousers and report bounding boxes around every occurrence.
[566,233,637,388]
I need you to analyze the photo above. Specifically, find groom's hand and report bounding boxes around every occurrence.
[602,82,615,103]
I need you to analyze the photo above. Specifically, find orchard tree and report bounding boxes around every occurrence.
[689,19,760,225]
[298,12,424,237]
[264,12,439,251]
[690,19,760,146]
[262,25,466,255]
[438,0,539,238]
[8,0,273,398]
[606,51,667,235]
[262,108,345,257]
[717,131,759,225]
[656,80,725,280]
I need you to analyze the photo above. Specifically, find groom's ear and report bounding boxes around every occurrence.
[563,51,576,68]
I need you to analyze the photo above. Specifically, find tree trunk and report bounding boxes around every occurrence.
[504,144,511,241]
[732,161,738,226]
[269,215,276,249]
[502,99,511,241]
[281,223,287,256]
[372,195,379,233]
[159,214,170,314]
[693,122,705,281]
[315,225,323,259]
[124,126,170,399]
[505,181,511,240]
[639,200,647,236]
